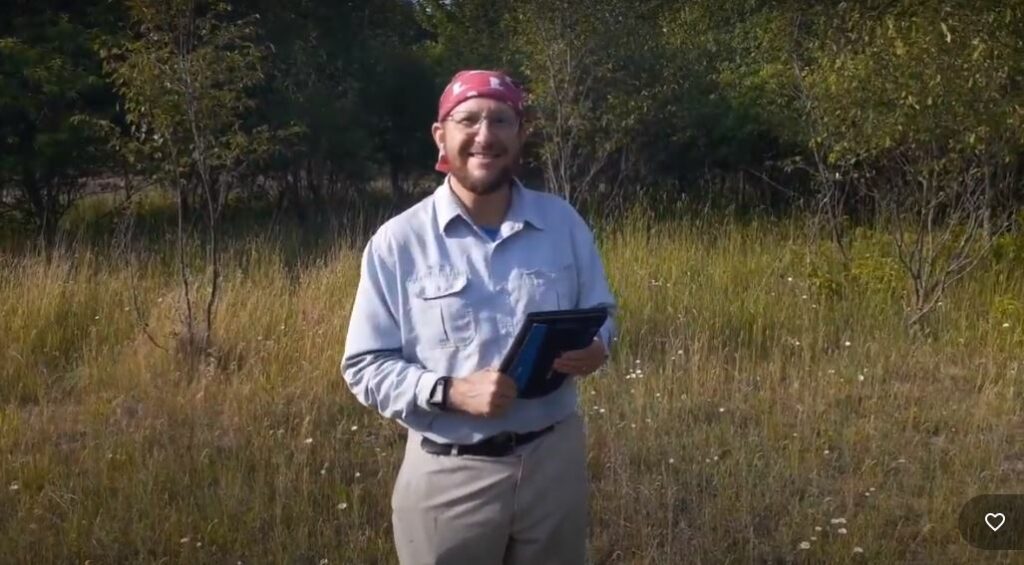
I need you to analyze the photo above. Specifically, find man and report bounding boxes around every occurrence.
[341,69,617,565]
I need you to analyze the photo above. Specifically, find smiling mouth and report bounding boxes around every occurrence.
[468,151,502,159]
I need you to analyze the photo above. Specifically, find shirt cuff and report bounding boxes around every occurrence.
[415,370,445,412]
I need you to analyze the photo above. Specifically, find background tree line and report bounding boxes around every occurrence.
[3,0,1022,231]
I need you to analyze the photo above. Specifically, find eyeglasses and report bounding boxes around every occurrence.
[445,112,520,133]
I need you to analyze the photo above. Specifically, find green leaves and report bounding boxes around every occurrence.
[102,0,277,197]
[0,2,120,238]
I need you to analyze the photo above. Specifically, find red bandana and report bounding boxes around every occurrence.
[435,70,526,173]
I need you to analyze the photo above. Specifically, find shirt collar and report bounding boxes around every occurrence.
[433,178,465,234]
[433,176,546,235]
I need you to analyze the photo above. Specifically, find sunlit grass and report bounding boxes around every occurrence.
[1,206,1022,563]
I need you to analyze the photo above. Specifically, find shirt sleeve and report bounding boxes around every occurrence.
[569,208,618,356]
[340,233,444,421]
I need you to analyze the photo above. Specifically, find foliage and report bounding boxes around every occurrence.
[101,0,285,354]
[244,0,436,204]
[5,0,1021,231]
[1,0,1021,334]
[0,1,121,240]
[848,228,903,298]
[506,0,671,203]
[102,0,278,208]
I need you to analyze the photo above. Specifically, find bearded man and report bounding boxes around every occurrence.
[341,69,617,565]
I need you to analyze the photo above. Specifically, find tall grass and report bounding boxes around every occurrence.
[1,202,1022,563]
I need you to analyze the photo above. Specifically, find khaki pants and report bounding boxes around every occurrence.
[391,413,588,565]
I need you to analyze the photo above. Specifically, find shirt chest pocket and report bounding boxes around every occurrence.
[408,270,476,349]
[513,263,576,313]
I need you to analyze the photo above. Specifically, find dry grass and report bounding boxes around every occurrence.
[1,209,1022,564]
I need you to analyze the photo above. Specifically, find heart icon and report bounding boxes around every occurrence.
[985,512,1006,532]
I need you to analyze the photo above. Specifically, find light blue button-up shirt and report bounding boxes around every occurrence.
[341,178,616,444]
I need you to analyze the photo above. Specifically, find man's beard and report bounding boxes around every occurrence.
[449,151,518,195]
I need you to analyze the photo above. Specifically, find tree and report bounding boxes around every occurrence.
[800,1,1023,326]
[103,0,280,356]
[507,0,670,205]
[0,1,120,243]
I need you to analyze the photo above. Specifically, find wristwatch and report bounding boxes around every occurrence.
[428,376,452,410]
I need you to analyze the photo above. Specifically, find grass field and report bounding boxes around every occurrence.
[1,200,1023,564]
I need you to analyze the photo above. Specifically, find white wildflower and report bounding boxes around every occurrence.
[798,541,811,550]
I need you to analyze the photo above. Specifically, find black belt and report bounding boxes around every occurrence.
[420,425,556,457]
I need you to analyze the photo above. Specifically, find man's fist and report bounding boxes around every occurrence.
[448,369,518,417]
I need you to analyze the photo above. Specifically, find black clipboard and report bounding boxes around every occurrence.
[499,307,608,399]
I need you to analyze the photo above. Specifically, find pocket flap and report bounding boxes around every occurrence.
[519,263,573,286]
[410,270,468,299]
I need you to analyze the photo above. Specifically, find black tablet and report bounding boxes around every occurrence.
[499,307,608,399]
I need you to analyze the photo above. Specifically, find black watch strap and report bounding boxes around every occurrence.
[429,376,452,410]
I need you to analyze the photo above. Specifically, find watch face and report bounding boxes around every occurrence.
[430,379,445,405]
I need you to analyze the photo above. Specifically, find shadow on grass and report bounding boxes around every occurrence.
[1,187,432,271]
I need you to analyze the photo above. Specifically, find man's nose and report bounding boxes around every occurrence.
[474,118,499,140]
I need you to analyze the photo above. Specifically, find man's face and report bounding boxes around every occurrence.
[432,97,526,195]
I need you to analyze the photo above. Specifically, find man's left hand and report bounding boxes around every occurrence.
[551,338,608,377]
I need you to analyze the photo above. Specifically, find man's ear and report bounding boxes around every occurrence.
[431,123,445,152]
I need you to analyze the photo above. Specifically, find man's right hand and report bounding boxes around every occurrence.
[447,369,517,417]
